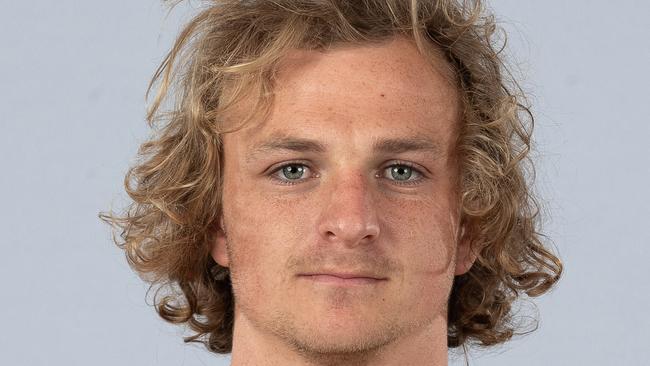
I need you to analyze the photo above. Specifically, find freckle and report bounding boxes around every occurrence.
[380,93,385,97]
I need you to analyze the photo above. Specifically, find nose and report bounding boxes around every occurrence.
[317,171,380,247]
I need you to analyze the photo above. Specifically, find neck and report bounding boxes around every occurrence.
[228,309,449,366]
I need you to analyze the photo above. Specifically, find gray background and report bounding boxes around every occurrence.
[1,0,648,365]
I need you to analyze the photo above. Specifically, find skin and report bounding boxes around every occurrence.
[211,36,477,366]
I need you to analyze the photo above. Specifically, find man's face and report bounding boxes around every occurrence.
[212,37,475,355]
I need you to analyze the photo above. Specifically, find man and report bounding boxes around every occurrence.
[102,1,562,365]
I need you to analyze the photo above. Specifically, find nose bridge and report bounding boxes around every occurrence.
[318,168,380,246]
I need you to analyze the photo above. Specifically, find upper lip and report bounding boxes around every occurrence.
[300,271,388,280]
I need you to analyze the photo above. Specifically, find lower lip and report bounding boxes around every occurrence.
[300,274,386,285]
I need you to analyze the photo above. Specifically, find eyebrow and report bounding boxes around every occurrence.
[372,137,441,155]
[246,135,327,163]
[245,133,441,163]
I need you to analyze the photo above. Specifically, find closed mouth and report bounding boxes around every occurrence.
[299,273,388,285]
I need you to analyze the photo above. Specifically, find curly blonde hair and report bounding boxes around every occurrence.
[100,0,562,355]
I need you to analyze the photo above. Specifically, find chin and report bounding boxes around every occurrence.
[289,323,398,356]
[286,308,400,351]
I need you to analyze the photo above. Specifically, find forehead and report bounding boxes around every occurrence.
[227,37,460,148]
[275,37,457,99]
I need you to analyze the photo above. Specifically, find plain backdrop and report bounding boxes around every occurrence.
[1,1,648,365]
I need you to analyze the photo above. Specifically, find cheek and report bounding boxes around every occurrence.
[223,183,308,283]
[381,193,458,279]
[374,195,457,319]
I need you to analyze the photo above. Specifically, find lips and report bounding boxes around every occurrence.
[298,272,388,285]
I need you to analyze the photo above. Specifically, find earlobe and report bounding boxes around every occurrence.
[454,224,478,276]
[210,216,230,268]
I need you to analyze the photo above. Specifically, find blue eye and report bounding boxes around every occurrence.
[281,164,306,180]
[269,163,313,185]
[389,165,413,181]
[381,163,424,185]
[268,162,425,186]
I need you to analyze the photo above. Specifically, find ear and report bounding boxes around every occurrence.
[210,215,230,268]
[454,223,477,276]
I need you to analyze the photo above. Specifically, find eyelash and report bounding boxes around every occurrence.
[267,160,426,187]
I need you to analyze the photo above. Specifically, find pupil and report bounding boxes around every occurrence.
[391,166,411,180]
[283,165,304,179]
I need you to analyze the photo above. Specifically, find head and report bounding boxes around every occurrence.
[212,37,468,358]
[101,0,562,356]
